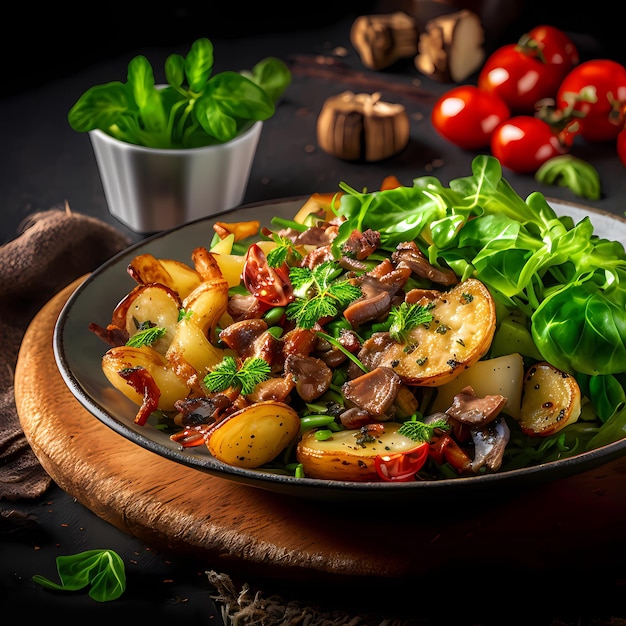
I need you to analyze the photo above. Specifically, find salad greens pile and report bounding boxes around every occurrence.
[332,155,626,456]
[68,37,291,149]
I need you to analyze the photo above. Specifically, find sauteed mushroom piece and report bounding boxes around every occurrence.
[445,385,507,427]
[470,418,510,472]
[392,241,458,286]
[284,354,333,402]
[342,366,402,418]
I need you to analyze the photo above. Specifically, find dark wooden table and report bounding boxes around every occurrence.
[3,3,626,624]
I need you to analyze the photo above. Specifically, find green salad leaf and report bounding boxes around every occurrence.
[333,154,626,431]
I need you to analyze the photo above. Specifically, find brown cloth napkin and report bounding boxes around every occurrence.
[0,206,131,501]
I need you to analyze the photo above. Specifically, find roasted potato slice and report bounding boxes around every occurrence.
[207,401,300,468]
[518,362,581,436]
[297,422,417,481]
[359,278,496,387]
[102,345,189,412]
[123,284,181,353]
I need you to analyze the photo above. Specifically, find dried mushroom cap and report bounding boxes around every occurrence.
[317,91,410,162]
[324,91,407,116]
[415,9,485,83]
[350,11,419,71]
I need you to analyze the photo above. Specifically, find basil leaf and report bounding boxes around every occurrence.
[32,549,126,602]
[67,82,131,132]
[165,53,185,89]
[245,57,292,103]
[185,37,214,92]
[127,56,166,133]
[68,37,291,148]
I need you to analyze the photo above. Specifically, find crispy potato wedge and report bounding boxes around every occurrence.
[213,220,260,241]
[212,253,246,288]
[359,278,496,387]
[297,422,417,481]
[292,192,343,224]
[518,362,581,436]
[166,317,235,383]
[182,278,230,342]
[127,253,202,299]
[207,401,300,468]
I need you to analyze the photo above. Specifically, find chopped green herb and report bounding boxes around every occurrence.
[388,302,434,343]
[178,308,193,322]
[286,261,361,329]
[398,417,449,442]
[266,233,303,267]
[126,326,167,347]
[205,356,271,395]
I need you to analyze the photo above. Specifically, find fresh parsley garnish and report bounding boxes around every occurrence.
[266,233,302,267]
[286,261,361,329]
[126,326,167,347]
[388,302,434,343]
[204,356,271,395]
[178,308,193,322]
[398,417,449,442]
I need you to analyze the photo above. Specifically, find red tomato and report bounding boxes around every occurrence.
[478,43,565,114]
[431,85,510,150]
[242,243,293,307]
[557,59,626,142]
[374,442,429,482]
[617,127,626,167]
[428,435,471,473]
[521,25,579,75]
[490,115,569,173]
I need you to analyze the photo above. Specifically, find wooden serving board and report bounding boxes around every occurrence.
[15,277,626,584]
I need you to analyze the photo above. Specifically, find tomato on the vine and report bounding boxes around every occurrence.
[521,25,579,75]
[557,59,626,142]
[374,442,430,482]
[431,85,510,150]
[478,42,566,114]
[242,243,293,307]
[617,127,626,167]
[490,115,571,174]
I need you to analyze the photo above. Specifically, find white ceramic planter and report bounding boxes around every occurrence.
[89,121,263,233]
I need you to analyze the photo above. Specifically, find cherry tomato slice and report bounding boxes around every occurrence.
[374,442,429,482]
[242,243,294,307]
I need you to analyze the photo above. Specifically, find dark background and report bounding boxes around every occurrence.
[3,2,626,624]
[7,1,624,96]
